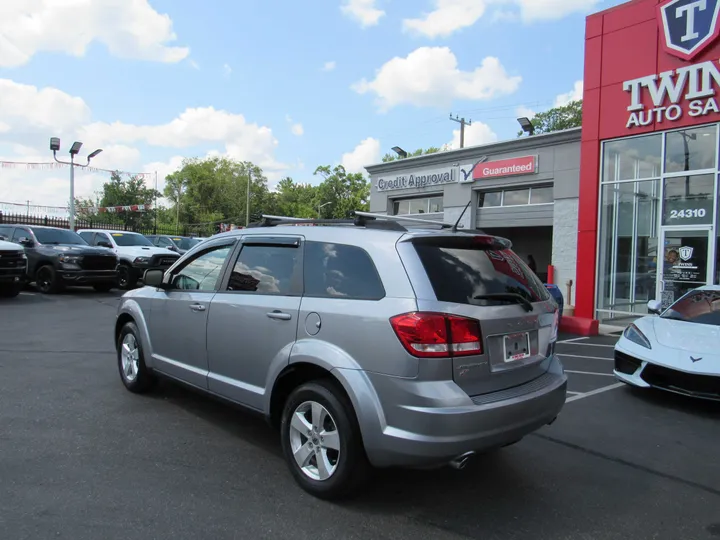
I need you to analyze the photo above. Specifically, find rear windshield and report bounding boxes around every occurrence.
[412,237,550,305]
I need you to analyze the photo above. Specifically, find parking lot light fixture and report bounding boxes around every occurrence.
[49,137,103,232]
[517,117,535,136]
[392,146,408,159]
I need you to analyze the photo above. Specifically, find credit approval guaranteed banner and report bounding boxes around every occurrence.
[473,155,537,180]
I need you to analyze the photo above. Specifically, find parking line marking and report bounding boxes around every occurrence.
[566,382,624,402]
[19,292,35,296]
[559,354,613,361]
[557,342,615,348]
[557,337,589,343]
[566,391,583,395]
[565,369,615,377]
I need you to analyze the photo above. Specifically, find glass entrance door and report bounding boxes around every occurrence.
[658,228,713,308]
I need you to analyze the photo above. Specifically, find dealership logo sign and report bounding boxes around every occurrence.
[659,0,720,61]
[623,59,720,128]
[679,246,694,261]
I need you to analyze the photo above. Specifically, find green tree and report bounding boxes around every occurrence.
[163,156,272,229]
[268,177,319,218]
[381,146,443,162]
[313,165,369,219]
[85,171,160,229]
[518,100,582,136]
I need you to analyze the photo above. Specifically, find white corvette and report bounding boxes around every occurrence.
[614,285,720,401]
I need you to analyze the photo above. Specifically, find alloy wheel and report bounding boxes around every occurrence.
[288,401,341,481]
[120,333,140,383]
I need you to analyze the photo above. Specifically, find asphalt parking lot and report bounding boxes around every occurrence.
[2,291,720,540]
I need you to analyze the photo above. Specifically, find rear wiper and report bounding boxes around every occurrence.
[473,293,534,312]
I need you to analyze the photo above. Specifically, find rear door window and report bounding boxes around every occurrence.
[412,236,550,306]
[303,241,385,300]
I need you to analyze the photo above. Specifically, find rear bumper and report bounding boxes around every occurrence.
[346,355,567,468]
[59,269,118,284]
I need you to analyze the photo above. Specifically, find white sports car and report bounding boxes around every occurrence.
[614,285,720,401]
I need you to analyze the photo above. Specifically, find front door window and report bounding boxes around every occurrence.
[660,229,712,308]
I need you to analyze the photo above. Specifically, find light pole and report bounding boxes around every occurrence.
[50,137,102,231]
[317,201,331,218]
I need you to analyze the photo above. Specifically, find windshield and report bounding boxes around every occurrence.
[32,228,88,246]
[172,237,202,250]
[412,236,551,305]
[661,290,720,326]
[110,232,154,247]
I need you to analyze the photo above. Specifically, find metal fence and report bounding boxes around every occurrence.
[0,212,192,236]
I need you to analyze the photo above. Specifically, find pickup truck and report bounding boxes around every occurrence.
[0,224,118,294]
[77,229,180,290]
[0,237,27,298]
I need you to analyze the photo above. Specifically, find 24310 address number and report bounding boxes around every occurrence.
[669,208,707,219]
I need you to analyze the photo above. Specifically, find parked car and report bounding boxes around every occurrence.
[0,224,118,294]
[614,286,720,401]
[0,237,27,298]
[545,284,564,322]
[114,213,566,500]
[146,234,205,255]
[78,229,180,290]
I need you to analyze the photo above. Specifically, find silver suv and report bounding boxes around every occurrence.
[114,212,567,499]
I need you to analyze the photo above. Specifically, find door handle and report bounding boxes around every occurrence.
[266,310,292,321]
[189,303,206,312]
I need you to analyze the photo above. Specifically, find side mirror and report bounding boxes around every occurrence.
[18,237,34,247]
[143,269,168,289]
[0,234,7,241]
[97,241,113,249]
[647,299,662,315]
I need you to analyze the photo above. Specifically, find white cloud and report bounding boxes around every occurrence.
[352,47,521,111]
[341,137,381,174]
[322,61,337,72]
[223,63,232,77]
[341,0,385,27]
[285,115,305,136]
[403,0,489,39]
[516,105,536,119]
[401,0,599,38]
[554,80,583,106]
[447,121,498,150]
[0,79,289,206]
[0,0,189,68]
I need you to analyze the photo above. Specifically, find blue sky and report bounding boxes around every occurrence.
[0,0,628,211]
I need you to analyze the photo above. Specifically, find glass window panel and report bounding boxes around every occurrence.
[428,197,443,213]
[502,189,530,206]
[393,199,410,215]
[602,134,662,182]
[408,198,428,214]
[662,174,714,225]
[665,125,717,173]
[530,186,553,204]
[478,191,502,207]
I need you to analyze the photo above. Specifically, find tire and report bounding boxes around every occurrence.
[35,265,63,294]
[117,322,156,394]
[117,264,137,291]
[0,285,21,298]
[280,380,370,500]
[93,283,114,293]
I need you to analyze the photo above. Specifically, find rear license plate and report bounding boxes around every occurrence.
[503,332,530,362]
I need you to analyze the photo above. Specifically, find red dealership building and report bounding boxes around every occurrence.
[572,0,720,333]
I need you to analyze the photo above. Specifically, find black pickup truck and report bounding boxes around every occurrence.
[0,236,26,298]
[0,224,119,294]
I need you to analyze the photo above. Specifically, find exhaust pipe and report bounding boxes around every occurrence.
[449,451,475,470]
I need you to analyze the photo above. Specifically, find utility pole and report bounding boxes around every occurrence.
[246,168,251,227]
[450,114,472,149]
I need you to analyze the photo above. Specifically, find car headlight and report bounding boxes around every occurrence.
[59,255,82,264]
[623,323,651,349]
[134,257,150,264]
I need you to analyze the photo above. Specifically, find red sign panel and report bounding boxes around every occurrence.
[473,155,536,180]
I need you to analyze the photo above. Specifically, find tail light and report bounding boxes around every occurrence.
[389,312,483,358]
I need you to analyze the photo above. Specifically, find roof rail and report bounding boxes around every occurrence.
[351,210,454,229]
[250,214,408,231]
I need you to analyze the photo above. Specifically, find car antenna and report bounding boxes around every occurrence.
[451,200,472,233]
